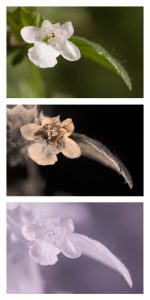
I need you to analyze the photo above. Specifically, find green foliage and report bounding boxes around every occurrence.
[7,7,41,64]
[7,7,143,97]
[7,7,41,39]
[71,36,132,90]
[7,55,45,97]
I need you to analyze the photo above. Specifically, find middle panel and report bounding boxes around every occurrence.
[7,104,143,196]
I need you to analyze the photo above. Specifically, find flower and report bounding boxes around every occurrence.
[7,203,133,288]
[20,115,81,165]
[21,20,81,68]
[21,218,81,265]
[21,216,132,287]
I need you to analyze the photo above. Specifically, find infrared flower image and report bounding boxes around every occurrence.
[7,203,143,294]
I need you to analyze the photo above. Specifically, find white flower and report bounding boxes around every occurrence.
[21,218,81,265]
[21,20,81,68]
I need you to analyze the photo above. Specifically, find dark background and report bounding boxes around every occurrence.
[7,105,143,196]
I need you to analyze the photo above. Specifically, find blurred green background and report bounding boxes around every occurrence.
[7,7,143,98]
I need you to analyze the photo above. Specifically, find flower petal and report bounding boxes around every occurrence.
[41,117,53,126]
[41,20,53,32]
[21,224,41,241]
[61,118,74,136]
[61,40,81,61]
[41,20,60,34]
[21,26,42,43]
[62,219,75,233]
[41,115,60,127]
[71,233,133,288]
[61,21,74,39]
[29,240,60,265]
[61,238,81,259]
[61,137,81,158]
[28,42,59,68]
[42,217,61,228]
[20,123,41,141]
[28,143,58,166]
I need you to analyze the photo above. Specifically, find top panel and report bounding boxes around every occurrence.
[7,6,143,98]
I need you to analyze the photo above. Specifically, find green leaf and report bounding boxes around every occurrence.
[7,7,41,40]
[12,51,26,66]
[7,9,22,39]
[71,36,132,90]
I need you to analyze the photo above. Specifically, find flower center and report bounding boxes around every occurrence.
[48,32,55,39]
[43,225,66,245]
[34,122,67,145]
[43,31,56,44]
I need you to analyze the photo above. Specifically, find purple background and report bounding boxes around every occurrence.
[7,202,142,294]
[7,202,143,294]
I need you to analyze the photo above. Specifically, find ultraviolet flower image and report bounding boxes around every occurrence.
[7,203,143,294]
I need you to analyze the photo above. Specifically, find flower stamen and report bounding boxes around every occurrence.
[20,115,81,165]
[34,121,66,143]
[50,32,55,38]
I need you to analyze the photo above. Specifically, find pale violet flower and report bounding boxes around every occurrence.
[21,217,133,287]
[21,20,81,68]
[7,204,133,289]
[21,218,81,265]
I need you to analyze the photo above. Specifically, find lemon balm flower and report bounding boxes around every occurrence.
[7,204,133,288]
[20,115,81,165]
[21,215,132,287]
[21,218,81,265]
[21,20,81,68]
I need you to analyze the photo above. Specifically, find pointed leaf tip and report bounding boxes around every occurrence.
[71,36,132,91]
[71,233,133,288]
[72,133,133,189]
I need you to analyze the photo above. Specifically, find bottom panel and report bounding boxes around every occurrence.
[7,202,143,294]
